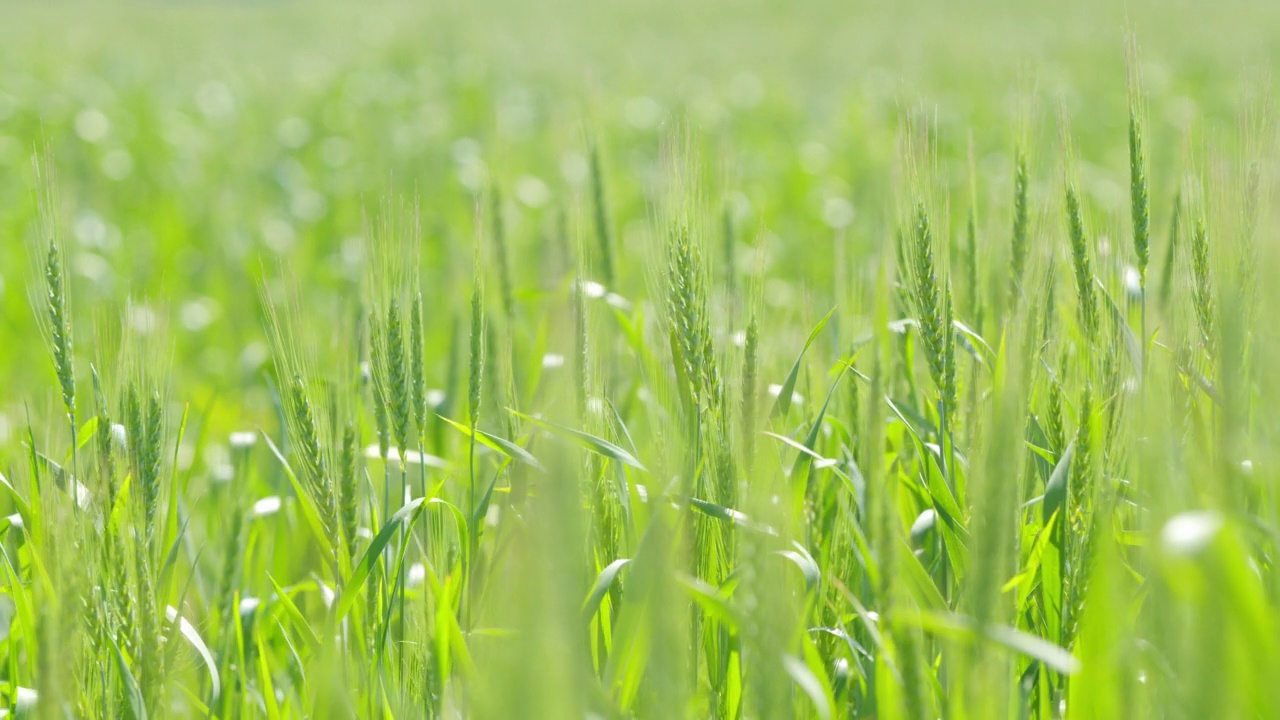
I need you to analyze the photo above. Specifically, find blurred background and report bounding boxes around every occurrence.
[1,0,1276,442]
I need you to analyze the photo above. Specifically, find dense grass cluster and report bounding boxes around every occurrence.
[2,3,1280,718]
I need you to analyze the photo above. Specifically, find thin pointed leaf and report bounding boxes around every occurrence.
[773,306,837,417]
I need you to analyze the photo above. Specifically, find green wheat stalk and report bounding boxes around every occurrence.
[1065,184,1098,339]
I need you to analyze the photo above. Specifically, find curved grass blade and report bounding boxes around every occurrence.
[109,634,148,720]
[265,574,320,649]
[508,409,646,471]
[1042,441,1075,522]
[336,497,428,620]
[773,305,837,417]
[783,653,833,720]
[582,558,631,621]
[777,541,821,593]
[165,605,221,702]
[260,429,336,560]
[910,610,1080,674]
[438,414,544,471]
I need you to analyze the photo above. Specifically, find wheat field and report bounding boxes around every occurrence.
[1,1,1279,718]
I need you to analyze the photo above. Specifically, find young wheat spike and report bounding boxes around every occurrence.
[1064,185,1098,339]
[91,364,117,506]
[1191,218,1215,353]
[589,139,616,287]
[368,312,391,461]
[141,391,164,540]
[288,375,338,540]
[468,282,485,428]
[385,299,412,467]
[491,187,516,318]
[574,274,591,419]
[965,209,982,330]
[1129,107,1151,288]
[908,203,954,415]
[340,423,358,556]
[723,205,737,303]
[741,311,759,445]
[45,239,76,423]
[1159,189,1182,308]
[1009,150,1031,304]
[666,224,714,408]
[411,292,427,439]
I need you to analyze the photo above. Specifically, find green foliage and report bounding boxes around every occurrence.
[2,4,1279,718]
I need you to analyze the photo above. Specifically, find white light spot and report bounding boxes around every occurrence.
[321,136,352,167]
[1123,265,1142,299]
[230,431,257,449]
[277,117,311,148]
[515,175,551,208]
[1161,510,1222,557]
[561,152,588,186]
[261,217,297,253]
[624,96,663,130]
[800,142,830,174]
[252,496,282,517]
[363,445,450,469]
[728,73,764,108]
[822,197,856,229]
[128,304,157,335]
[181,298,219,332]
[408,563,426,588]
[75,108,110,143]
[196,81,235,119]
[767,383,803,406]
[581,280,607,299]
[542,353,565,369]
[101,149,134,180]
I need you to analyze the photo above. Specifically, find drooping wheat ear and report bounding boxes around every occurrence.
[1064,185,1097,339]
[385,299,411,466]
[907,203,954,414]
[411,292,427,439]
[666,225,716,409]
[288,375,338,539]
[1009,149,1031,304]
[468,281,485,428]
[490,187,516,318]
[368,312,391,461]
[45,238,76,422]
[1129,108,1151,289]
[1190,218,1216,353]
[339,423,359,556]
[589,140,616,286]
